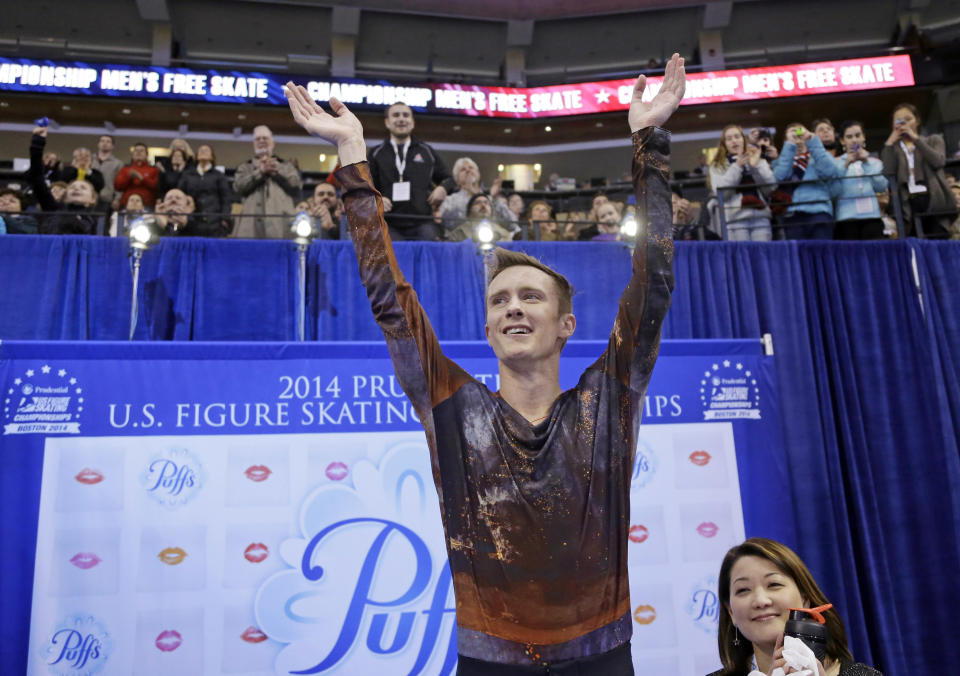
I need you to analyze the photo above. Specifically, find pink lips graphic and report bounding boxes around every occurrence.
[696,521,719,538]
[689,451,712,466]
[69,552,101,570]
[155,629,182,652]
[244,465,272,482]
[74,468,103,485]
[241,626,268,643]
[244,542,269,563]
[325,461,348,481]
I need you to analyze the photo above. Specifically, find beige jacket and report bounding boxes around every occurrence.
[232,156,302,239]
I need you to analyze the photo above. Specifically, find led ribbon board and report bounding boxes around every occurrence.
[0,55,914,119]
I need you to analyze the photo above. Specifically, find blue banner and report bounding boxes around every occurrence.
[1,339,792,676]
[0,57,433,109]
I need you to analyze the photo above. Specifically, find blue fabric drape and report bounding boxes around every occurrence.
[2,235,960,674]
[305,239,485,341]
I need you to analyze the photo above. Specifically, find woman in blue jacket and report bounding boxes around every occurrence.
[831,121,888,240]
[771,123,841,239]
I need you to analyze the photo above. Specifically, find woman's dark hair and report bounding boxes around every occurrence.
[891,102,921,125]
[717,538,854,675]
[0,188,25,209]
[811,118,834,132]
[197,144,217,165]
[838,120,864,139]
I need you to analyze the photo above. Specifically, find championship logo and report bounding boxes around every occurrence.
[684,575,720,634]
[3,365,82,435]
[255,440,455,675]
[140,447,206,508]
[39,614,113,676]
[700,361,761,420]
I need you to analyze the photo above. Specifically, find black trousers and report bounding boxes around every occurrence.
[456,642,634,676]
[386,216,440,241]
[834,218,884,240]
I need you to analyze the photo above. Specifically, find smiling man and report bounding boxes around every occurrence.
[285,53,685,676]
[369,102,455,240]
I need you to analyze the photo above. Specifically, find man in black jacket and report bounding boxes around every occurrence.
[368,102,454,240]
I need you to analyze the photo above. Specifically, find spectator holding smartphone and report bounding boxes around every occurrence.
[771,123,841,239]
[708,124,776,241]
[831,121,887,240]
[748,128,779,162]
[881,103,955,237]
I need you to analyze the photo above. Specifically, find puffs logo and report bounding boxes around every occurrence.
[41,614,113,676]
[688,450,711,466]
[631,439,659,490]
[141,447,205,508]
[685,575,721,634]
[633,604,657,625]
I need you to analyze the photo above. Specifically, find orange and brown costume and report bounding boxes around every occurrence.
[335,127,674,667]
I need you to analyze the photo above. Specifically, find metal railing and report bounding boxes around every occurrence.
[4,175,956,242]
[708,172,956,240]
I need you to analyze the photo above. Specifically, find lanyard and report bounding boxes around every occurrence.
[391,139,411,180]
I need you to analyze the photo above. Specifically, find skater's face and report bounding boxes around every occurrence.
[485,265,575,367]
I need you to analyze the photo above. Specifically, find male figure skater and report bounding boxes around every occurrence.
[285,53,685,675]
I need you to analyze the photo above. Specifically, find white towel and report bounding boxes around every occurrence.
[747,635,819,676]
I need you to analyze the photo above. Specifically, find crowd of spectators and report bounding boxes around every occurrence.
[1,100,957,242]
[700,104,958,240]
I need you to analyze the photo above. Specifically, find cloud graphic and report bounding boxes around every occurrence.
[255,440,453,675]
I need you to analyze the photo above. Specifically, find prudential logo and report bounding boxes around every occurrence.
[3,365,83,435]
[700,360,761,420]
[40,615,113,676]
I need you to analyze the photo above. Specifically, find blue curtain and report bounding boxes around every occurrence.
[2,235,960,674]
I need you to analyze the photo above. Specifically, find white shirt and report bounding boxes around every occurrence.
[899,141,927,194]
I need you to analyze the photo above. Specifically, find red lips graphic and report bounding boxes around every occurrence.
[633,604,657,625]
[325,461,348,481]
[241,626,268,644]
[244,465,272,482]
[75,468,103,485]
[69,552,101,570]
[628,525,649,543]
[696,521,719,538]
[689,451,711,466]
[155,629,182,652]
[244,542,269,563]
